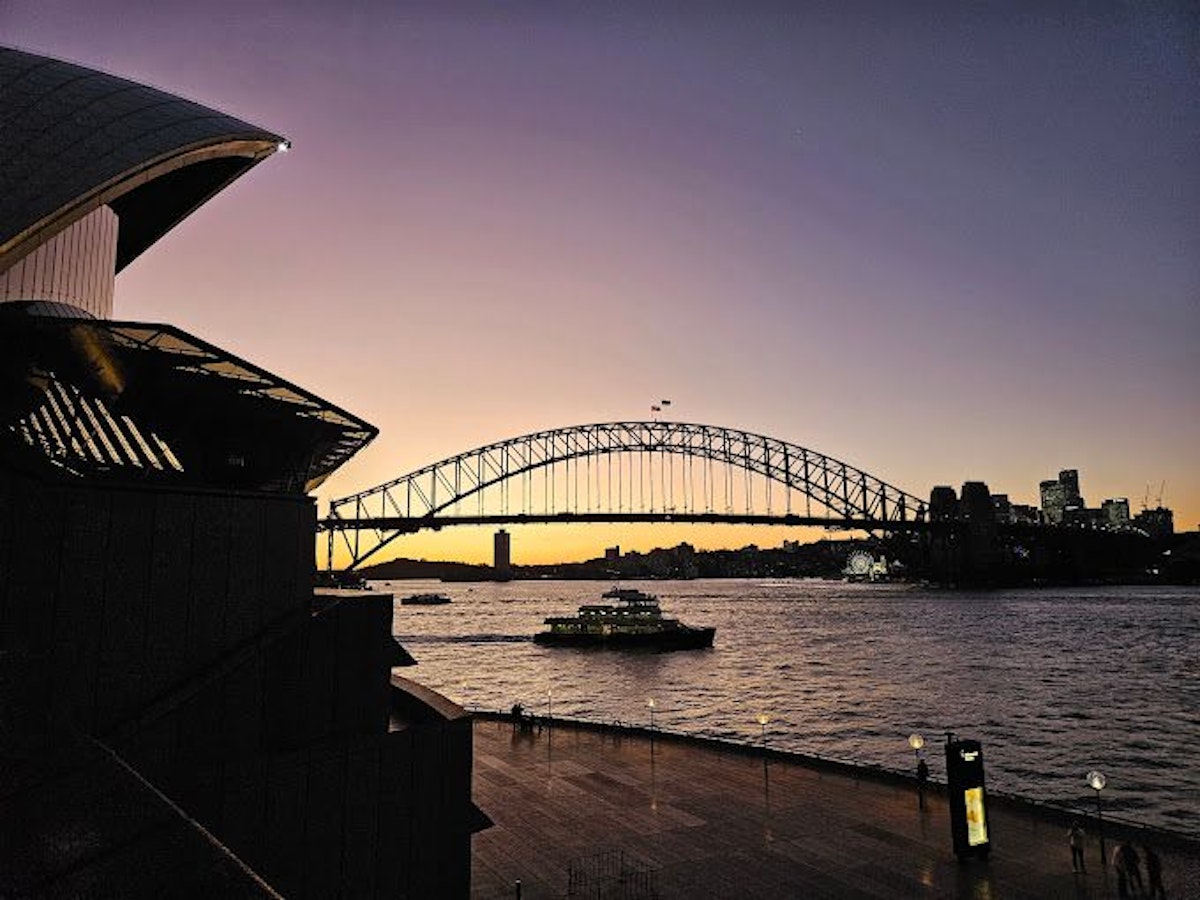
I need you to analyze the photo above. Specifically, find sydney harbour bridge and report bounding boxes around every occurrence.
[321,421,930,571]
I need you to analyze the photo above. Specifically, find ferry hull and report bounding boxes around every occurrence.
[533,627,715,651]
[401,595,452,605]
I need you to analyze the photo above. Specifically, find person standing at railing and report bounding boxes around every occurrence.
[1068,820,1086,873]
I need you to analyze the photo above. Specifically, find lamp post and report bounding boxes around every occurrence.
[756,713,772,814]
[547,687,553,724]
[1087,770,1107,865]
[909,733,927,809]
[647,698,657,755]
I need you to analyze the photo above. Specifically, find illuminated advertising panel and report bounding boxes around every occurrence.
[965,787,988,846]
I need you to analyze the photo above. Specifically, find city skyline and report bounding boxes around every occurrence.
[6,1,1196,565]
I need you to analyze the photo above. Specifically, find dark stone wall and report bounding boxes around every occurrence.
[0,469,312,734]
[0,468,477,898]
[174,718,474,900]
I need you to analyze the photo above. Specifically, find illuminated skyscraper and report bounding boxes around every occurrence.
[1101,498,1131,528]
[1058,469,1083,507]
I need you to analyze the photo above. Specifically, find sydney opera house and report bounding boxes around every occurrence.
[0,46,479,896]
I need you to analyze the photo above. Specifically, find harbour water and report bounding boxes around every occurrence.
[381,578,1200,836]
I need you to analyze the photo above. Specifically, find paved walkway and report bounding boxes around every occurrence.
[471,716,1199,899]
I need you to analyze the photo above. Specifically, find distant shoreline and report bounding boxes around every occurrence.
[353,530,1199,587]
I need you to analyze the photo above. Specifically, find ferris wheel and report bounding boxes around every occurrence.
[845,550,873,578]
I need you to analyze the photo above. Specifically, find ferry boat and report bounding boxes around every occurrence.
[534,587,715,650]
[400,592,452,606]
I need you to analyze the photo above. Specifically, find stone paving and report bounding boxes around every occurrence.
[471,716,1200,899]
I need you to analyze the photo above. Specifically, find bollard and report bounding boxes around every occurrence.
[515,878,521,899]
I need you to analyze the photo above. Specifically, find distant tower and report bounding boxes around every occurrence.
[1058,469,1083,507]
[1042,469,1083,525]
[1040,479,1067,525]
[960,481,994,523]
[929,486,959,521]
[494,529,512,575]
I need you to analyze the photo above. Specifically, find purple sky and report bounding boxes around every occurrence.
[6,2,1197,562]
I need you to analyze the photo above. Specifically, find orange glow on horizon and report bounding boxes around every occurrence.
[322,522,862,570]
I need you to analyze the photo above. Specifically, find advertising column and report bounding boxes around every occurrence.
[944,735,991,860]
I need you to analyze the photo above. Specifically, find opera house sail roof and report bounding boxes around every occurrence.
[0,47,377,491]
[0,46,285,275]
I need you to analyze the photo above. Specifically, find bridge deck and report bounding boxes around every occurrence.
[471,716,1199,899]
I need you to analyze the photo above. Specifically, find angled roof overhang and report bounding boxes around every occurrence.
[0,308,377,494]
[0,46,285,275]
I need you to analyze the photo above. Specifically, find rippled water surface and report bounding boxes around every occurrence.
[380,578,1200,835]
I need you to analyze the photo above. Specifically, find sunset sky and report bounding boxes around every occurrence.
[6,2,1197,564]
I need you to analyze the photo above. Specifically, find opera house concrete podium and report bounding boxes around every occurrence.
[0,47,478,897]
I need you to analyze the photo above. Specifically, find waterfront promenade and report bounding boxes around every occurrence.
[472,715,1200,899]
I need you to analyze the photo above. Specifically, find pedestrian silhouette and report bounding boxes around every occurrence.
[1114,844,1130,898]
[1143,844,1165,899]
[1119,841,1145,896]
[1068,820,1086,873]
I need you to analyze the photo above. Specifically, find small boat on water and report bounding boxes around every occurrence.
[401,592,452,606]
[534,587,714,650]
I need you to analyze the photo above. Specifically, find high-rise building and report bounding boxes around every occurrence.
[1134,507,1175,539]
[1040,469,1092,526]
[960,481,994,523]
[991,494,1013,523]
[1101,498,1131,528]
[929,485,959,521]
[1041,477,1069,524]
[1058,469,1083,507]
[494,528,512,574]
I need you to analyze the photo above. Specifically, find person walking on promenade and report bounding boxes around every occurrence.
[1119,841,1145,896]
[1143,845,1165,899]
[1068,820,1086,873]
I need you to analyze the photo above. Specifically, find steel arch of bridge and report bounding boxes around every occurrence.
[325,421,926,571]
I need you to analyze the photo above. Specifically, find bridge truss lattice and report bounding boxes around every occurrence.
[325,421,925,571]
